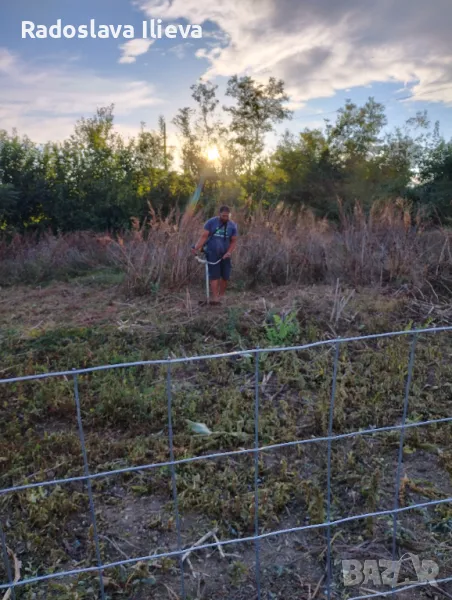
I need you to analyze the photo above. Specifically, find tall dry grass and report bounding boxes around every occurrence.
[105,207,205,295]
[1,201,452,297]
[0,231,111,284]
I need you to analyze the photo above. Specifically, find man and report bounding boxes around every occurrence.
[191,205,238,305]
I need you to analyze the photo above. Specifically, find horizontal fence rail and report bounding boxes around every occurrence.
[1,326,452,599]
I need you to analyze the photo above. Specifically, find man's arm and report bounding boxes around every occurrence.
[191,229,210,254]
[224,234,237,259]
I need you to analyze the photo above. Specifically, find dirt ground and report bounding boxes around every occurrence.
[1,275,452,599]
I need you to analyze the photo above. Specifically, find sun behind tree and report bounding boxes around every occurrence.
[206,145,220,162]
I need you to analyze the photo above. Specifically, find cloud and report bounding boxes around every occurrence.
[137,0,452,106]
[0,48,16,72]
[119,38,154,63]
[0,48,163,142]
[168,42,194,60]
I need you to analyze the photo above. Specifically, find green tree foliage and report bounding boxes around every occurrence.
[0,183,20,230]
[411,122,452,221]
[269,129,341,216]
[0,76,451,232]
[0,106,185,232]
[224,75,293,175]
[326,97,387,160]
[0,129,51,230]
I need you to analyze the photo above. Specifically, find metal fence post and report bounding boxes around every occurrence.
[167,359,186,599]
[326,341,341,600]
[254,349,262,599]
[73,373,105,599]
[391,334,418,592]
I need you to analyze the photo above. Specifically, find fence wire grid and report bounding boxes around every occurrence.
[1,325,452,599]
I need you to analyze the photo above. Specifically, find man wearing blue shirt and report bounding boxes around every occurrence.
[191,205,238,305]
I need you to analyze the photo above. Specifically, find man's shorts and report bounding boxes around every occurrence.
[208,257,232,281]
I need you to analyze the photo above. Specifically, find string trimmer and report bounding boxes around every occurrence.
[192,248,223,305]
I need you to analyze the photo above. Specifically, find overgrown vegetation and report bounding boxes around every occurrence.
[1,279,452,598]
[2,201,452,303]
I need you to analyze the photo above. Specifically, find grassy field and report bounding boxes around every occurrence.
[1,268,452,599]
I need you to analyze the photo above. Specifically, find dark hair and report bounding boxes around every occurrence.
[219,205,230,213]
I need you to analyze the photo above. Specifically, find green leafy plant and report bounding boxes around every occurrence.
[265,311,300,346]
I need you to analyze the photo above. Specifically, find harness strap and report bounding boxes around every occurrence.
[204,221,228,252]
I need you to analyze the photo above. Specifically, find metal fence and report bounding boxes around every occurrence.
[2,326,452,599]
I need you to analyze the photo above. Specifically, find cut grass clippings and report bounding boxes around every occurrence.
[1,279,452,598]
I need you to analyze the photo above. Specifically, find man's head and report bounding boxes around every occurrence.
[219,205,230,223]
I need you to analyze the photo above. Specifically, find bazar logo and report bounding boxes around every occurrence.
[339,554,439,588]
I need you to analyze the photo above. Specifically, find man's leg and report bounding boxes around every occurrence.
[210,279,220,303]
[219,279,228,296]
[219,258,231,297]
[207,255,222,303]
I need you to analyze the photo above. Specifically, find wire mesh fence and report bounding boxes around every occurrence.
[2,326,452,599]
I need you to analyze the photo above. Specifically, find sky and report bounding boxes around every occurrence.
[1,0,452,160]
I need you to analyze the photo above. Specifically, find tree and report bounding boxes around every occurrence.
[172,107,202,178]
[415,133,452,221]
[326,97,387,160]
[372,114,432,202]
[224,75,292,175]
[190,81,220,143]
[0,183,19,231]
[0,129,52,231]
[158,115,169,172]
[269,129,341,216]
[323,98,388,210]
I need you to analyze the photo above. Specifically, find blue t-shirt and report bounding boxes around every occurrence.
[204,217,238,259]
